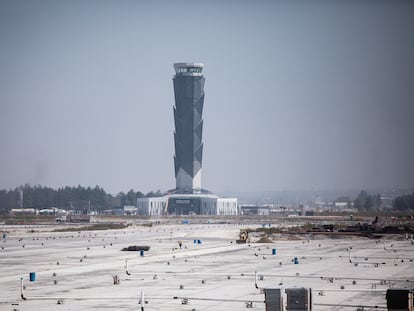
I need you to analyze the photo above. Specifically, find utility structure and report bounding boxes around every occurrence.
[173,62,205,193]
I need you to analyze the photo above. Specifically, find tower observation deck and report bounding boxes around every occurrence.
[173,62,205,193]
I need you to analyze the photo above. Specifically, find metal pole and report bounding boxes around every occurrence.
[255,271,259,289]
[126,259,131,275]
[21,277,26,300]
[141,290,144,311]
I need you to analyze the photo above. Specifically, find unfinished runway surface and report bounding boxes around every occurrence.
[1,222,413,310]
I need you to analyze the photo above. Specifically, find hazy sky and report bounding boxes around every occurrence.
[1,0,413,195]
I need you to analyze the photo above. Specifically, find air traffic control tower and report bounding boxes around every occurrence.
[173,62,205,193]
[136,63,238,216]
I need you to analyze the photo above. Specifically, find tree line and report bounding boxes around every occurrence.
[353,190,414,211]
[392,192,414,211]
[0,184,162,214]
[353,190,382,210]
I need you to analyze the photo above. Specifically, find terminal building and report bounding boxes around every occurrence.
[137,63,238,216]
[137,194,237,216]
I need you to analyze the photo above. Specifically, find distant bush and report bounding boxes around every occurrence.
[393,192,414,211]
[249,227,283,234]
[121,245,150,251]
[256,236,273,243]
[53,223,128,232]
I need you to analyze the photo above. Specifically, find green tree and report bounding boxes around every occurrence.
[354,190,368,210]
[0,184,146,213]
[354,190,381,211]
[393,192,414,211]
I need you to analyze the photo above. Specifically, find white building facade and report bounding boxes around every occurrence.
[137,195,238,216]
[136,197,168,216]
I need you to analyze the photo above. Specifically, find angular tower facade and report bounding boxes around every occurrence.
[137,62,238,216]
[173,62,205,192]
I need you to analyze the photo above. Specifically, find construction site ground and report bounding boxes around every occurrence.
[0,219,413,310]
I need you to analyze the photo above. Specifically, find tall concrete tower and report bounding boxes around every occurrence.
[173,62,205,192]
[136,63,237,216]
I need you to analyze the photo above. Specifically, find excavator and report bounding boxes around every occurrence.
[236,229,249,244]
